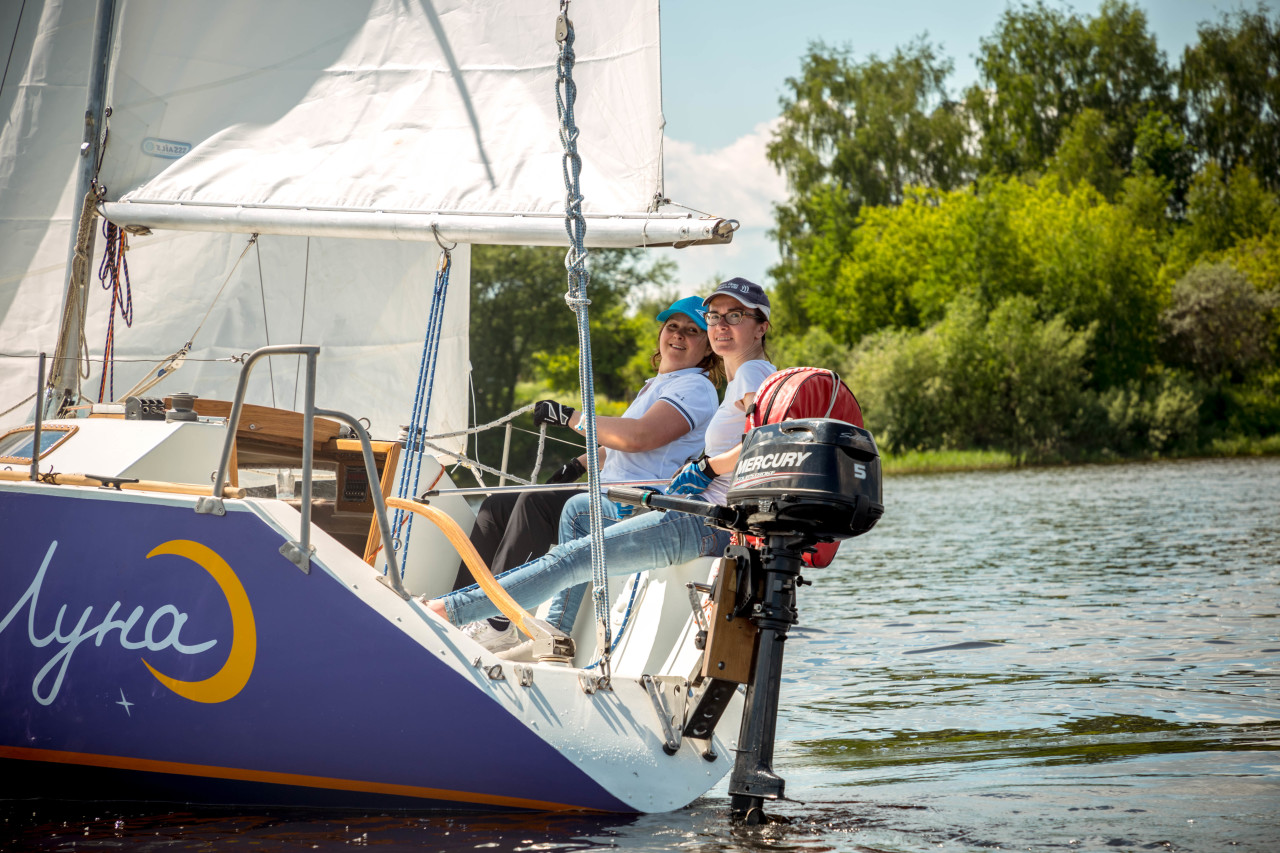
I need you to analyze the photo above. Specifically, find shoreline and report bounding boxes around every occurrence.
[882,435,1280,475]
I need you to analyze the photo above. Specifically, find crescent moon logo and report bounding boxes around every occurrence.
[142,540,257,703]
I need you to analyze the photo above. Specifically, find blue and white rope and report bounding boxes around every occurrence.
[390,249,452,568]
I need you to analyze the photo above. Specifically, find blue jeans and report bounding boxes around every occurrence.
[440,501,732,628]
[541,493,621,631]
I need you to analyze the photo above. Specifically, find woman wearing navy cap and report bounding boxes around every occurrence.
[455,295,722,651]
[431,279,776,648]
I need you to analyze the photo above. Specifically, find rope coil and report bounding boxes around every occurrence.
[95,220,134,402]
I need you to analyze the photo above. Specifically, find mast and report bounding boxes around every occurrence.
[48,0,116,415]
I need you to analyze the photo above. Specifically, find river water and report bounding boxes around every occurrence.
[4,457,1277,852]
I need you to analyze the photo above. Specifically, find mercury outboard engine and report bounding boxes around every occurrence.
[610,417,883,824]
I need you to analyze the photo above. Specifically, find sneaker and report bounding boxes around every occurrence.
[462,619,520,653]
[496,639,537,662]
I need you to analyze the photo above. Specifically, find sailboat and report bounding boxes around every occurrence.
[0,0,879,817]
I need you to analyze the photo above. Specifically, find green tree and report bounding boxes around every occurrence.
[849,295,1094,460]
[1010,178,1163,388]
[1047,108,1125,200]
[468,245,674,469]
[1181,4,1280,191]
[1162,162,1280,283]
[1161,261,1279,382]
[966,0,1174,181]
[767,39,972,331]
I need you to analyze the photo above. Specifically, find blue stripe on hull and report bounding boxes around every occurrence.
[0,489,630,812]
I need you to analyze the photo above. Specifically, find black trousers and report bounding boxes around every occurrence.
[451,488,581,591]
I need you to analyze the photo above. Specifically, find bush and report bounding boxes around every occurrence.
[1161,261,1280,382]
[1093,369,1204,455]
[770,326,852,374]
[848,295,1095,460]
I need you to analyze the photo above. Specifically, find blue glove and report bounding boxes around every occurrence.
[669,456,714,496]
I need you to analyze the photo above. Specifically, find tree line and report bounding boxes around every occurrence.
[466,1,1279,473]
[765,0,1280,461]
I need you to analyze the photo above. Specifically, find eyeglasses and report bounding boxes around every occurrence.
[662,321,705,337]
[704,310,763,326]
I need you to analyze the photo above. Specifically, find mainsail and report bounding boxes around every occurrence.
[0,0,729,438]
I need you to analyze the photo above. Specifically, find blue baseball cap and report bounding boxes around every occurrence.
[655,295,709,330]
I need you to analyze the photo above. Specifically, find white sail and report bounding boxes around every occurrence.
[0,0,96,429]
[94,0,723,245]
[0,0,472,442]
[1,0,719,440]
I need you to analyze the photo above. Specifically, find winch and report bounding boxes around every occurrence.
[609,417,883,823]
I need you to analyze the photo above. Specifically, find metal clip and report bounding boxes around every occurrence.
[471,656,505,680]
[555,12,570,44]
[641,675,682,756]
[279,540,313,574]
[514,664,534,687]
[686,582,711,632]
[195,496,225,516]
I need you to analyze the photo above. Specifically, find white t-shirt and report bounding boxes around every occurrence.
[598,367,719,483]
[701,359,775,506]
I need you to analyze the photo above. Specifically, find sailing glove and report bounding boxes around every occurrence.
[546,456,587,484]
[533,399,576,428]
[668,455,715,496]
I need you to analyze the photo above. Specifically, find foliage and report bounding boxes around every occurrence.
[1180,4,1280,191]
[467,246,674,470]
[1162,163,1280,282]
[759,0,1280,460]
[965,0,1175,182]
[791,177,1163,388]
[1223,232,1280,292]
[766,39,972,332]
[1091,370,1204,455]
[849,295,1093,461]
[1046,108,1125,200]
[769,326,850,375]
[1160,261,1280,383]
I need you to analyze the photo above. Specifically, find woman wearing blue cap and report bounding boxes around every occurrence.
[455,295,722,651]
[432,279,775,649]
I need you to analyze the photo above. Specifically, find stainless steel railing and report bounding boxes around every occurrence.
[207,345,404,595]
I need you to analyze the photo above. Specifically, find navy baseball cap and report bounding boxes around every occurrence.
[702,277,771,319]
[655,295,709,330]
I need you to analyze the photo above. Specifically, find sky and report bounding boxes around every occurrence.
[652,0,1253,294]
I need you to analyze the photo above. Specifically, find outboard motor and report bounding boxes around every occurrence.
[610,417,884,824]
[727,418,882,540]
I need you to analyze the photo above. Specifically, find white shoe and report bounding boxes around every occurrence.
[462,619,520,653]
[496,639,537,662]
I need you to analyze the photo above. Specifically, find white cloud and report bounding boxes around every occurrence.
[663,118,788,228]
[658,120,788,291]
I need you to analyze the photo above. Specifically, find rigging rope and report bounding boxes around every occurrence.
[116,233,260,402]
[556,2,611,676]
[390,245,455,570]
[49,187,100,408]
[95,220,133,402]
